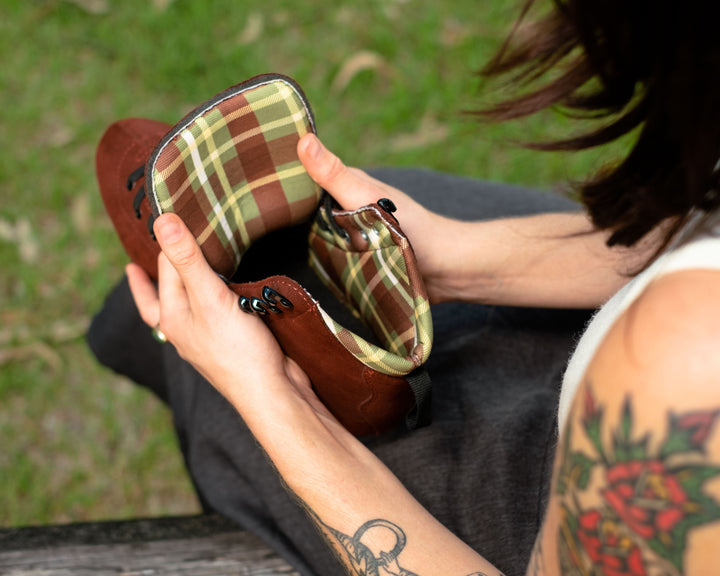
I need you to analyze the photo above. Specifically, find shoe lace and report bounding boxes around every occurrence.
[126,165,145,190]
[127,164,156,241]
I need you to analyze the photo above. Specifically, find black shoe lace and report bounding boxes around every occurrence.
[127,164,156,241]
[133,185,145,219]
[126,165,145,190]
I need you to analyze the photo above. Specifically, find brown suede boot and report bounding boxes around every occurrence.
[96,76,433,436]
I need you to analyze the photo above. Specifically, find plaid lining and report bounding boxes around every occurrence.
[309,205,433,376]
[147,78,321,278]
[142,75,432,377]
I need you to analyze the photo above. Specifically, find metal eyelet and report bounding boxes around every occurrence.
[262,286,293,311]
[238,296,254,314]
[262,300,283,314]
[250,297,269,315]
[238,289,293,316]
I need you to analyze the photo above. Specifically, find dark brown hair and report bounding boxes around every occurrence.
[479,0,720,249]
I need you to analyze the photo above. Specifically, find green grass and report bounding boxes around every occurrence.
[0,0,613,527]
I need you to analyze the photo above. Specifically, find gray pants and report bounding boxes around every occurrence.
[88,169,588,576]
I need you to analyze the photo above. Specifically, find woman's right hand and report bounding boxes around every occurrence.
[297,133,456,304]
[299,133,650,309]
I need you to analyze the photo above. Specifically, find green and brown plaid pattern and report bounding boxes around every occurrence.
[148,77,321,279]
[308,205,433,376]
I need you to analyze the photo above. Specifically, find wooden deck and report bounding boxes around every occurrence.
[0,514,300,575]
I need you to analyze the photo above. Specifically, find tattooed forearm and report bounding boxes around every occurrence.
[557,385,720,576]
[301,504,500,576]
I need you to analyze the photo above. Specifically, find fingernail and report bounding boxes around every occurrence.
[306,134,323,160]
[155,215,182,244]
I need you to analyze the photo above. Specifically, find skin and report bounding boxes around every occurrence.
[127,134,720,575]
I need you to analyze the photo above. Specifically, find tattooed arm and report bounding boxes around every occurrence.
[251,392,505,576]
[528,268,720,576]
[295,484,502,576]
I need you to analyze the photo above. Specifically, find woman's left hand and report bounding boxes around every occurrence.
[126,213,328,419]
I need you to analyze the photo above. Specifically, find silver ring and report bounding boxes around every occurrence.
[152,323,168,344]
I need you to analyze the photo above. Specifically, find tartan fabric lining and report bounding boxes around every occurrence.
[309,205,433,376]
[143,75,432,376]
[147,78,321,277]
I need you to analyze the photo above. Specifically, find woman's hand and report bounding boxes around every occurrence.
[298,134,457,304]
[298,134,664,309]
[126,214,332,424]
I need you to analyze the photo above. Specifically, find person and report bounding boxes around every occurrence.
[88,0,720,574]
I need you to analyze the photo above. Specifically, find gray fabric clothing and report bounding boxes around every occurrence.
[88,169,590,576]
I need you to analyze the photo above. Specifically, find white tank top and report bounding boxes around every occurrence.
[558,210,720,431]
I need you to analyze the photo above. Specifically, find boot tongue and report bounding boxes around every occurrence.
[145,75,321,280]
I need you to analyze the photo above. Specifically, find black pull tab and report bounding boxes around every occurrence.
[378,198,398,223]
[377,198,397,213]
[405,367,432,430]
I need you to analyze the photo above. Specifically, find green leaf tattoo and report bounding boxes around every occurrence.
[659,410,720,459]
[612,399,650,463]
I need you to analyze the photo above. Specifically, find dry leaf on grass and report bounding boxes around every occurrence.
[0,218,13,242]
[0,342,62,372]
[153,0,177,12]
[46,122,74,148]
[0,317,89,347]
[71,194,91,235]
[390,113,450,151]
[335,6,358,25]
[16,219,39,263]
[0,217,39,264]
[49,317,91,343]
[381,0,412,20]
[331,51,391,94]
[440,18,474,47]
[238,13,264,45]
[61,0,109,15]
[0,317,89,371]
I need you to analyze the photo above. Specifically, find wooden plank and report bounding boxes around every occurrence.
[0,515,239,551]
[0,515,300,576]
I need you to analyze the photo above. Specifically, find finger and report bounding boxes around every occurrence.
[153,213,227,304]
[126,262,160,327]
[157,251,192,329]
[298,134,385,210]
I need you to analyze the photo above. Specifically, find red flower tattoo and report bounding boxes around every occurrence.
[577,510,647,576]
[558,389,720,574]
[603,460,688,540]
